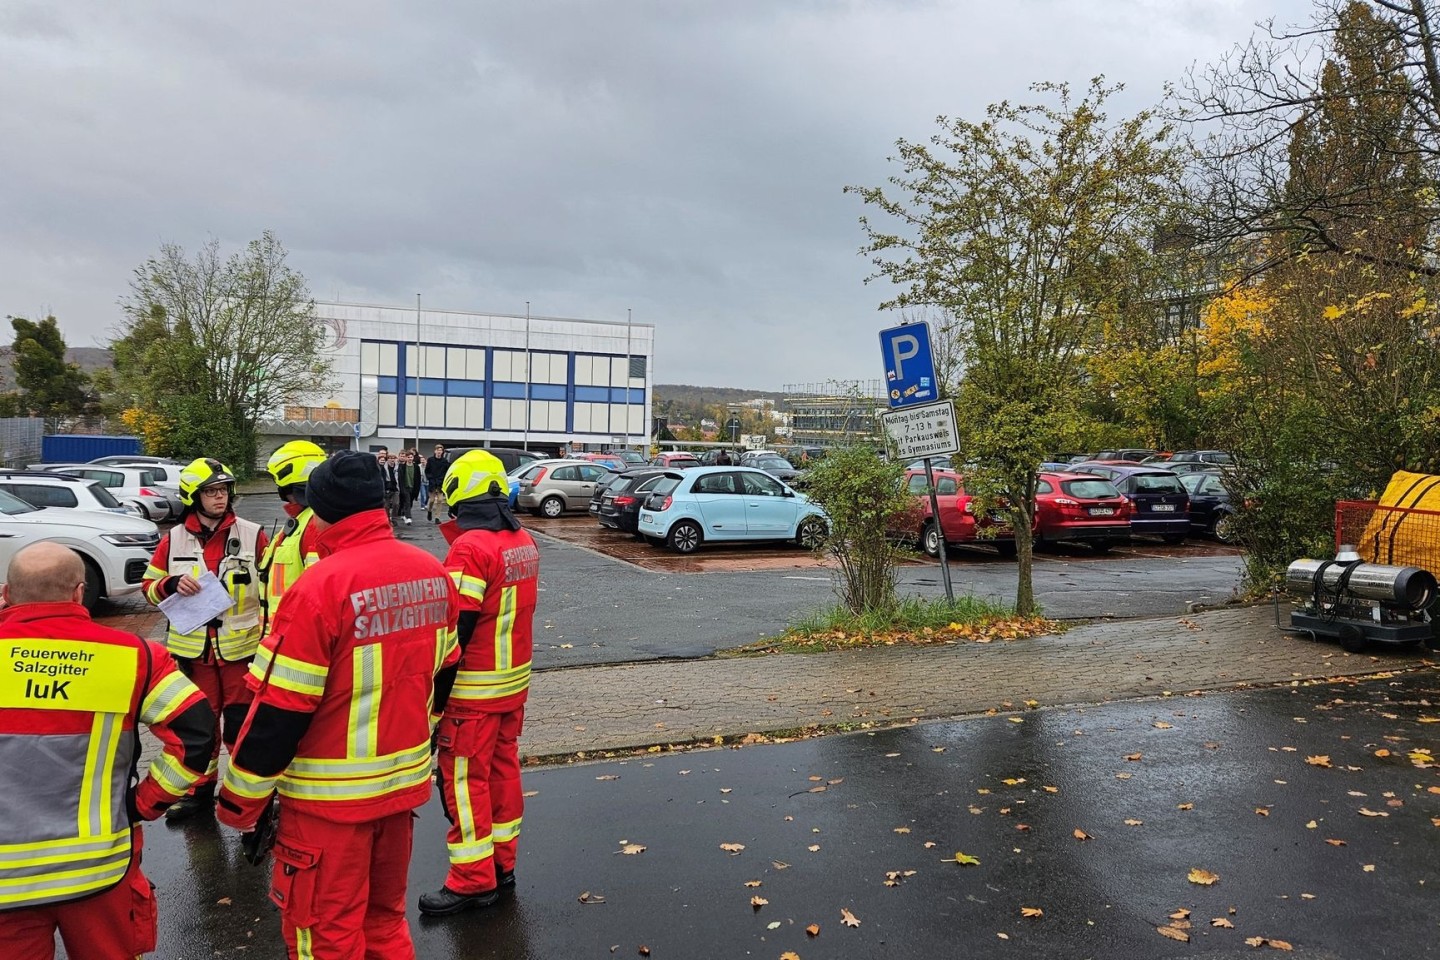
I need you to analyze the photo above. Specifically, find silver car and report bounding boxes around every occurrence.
[515,459,615,518]
[40,464,176,520]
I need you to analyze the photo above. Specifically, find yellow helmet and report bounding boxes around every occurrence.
[443,451,510,506]
[267,440,327,489]
[178,457,238,507]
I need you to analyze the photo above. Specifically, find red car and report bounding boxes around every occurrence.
[895,469,1019,558]
[1034,471,1131,551]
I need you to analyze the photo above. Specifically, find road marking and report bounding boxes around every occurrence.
[782,576,832,582]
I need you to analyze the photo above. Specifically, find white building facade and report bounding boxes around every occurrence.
[264,301,654,456]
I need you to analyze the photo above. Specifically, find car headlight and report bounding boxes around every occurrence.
[103,533,159,547]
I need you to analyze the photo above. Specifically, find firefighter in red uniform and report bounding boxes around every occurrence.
[217,451,461,959]
[259,440,327,632]
[143,457,267,821]
[419,450,541,916]
[0,542,215,959]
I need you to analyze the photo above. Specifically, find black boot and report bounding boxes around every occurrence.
[497,869,516,890]
[164,782,216,822]
[418,886,500,916]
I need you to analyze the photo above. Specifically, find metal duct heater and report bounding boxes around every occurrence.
[1284,551,1438,652]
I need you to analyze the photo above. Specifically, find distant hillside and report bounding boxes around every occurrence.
[0,347,112,392]
[654,384,788,408]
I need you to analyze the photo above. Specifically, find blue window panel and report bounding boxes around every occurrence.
[447,380,486,398]
[377,376,398,393]
[575,386,609,403]
[609,387,628,404]
[420,378,446,396]
[626,387,646,405]
[493,382,526,399]
[611,387,646,404]
[531,384,566,402]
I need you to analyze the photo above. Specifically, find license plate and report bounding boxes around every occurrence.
[1089,507,1114,516]
[641,513,653,523]
[1151,504,1176,512]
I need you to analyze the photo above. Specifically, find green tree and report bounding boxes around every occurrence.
[114,232,332,472]
[799,444,909,615]
[6,315,91,417]
[849,79,1185,615]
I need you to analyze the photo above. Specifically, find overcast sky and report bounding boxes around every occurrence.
[1,0,1312,391]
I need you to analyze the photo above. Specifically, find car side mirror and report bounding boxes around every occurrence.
[782,489,794,498]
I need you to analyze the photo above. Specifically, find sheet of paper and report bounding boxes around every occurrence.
[157,570,235,636]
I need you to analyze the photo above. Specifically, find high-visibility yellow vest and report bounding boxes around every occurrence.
[164,517,264,661]
[0,638,142,909]
[260,509,318,631]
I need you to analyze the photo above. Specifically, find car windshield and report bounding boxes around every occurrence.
[0,489,39,515]
[754,456,790,469]
[1133,473,1185,494]
[1061,479,1121,499]
[87,482,121,508]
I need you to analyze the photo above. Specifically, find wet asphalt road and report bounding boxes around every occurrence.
[234,495,1245,669]
[125,671,1439,960]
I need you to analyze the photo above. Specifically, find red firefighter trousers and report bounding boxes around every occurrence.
[2,831,156,960]
[436,708,525,893]
[269,806,415,960]
[177,654,253,787]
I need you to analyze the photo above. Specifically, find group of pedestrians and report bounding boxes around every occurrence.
[376,443,453,526]
[1,442,539,959]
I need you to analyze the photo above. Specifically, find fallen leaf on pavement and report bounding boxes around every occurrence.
[216,897,232,906]
[1305,755,1331,768]
[1043,785,1059,793]
[1255,807,1270,817]
[1154,721,1173,729]
[1170,909,1191,920]
[997,932,1010,940]
[1325,838,1347,846]
[1178,803,1195,810]
[1244,938,1294,951]
[720,843,745,854]
[1124,753,1142,761]
[767,921,781,930]
[806,924,820,937]
[808,844,821,852]
[578,891,607,904]
[1374,749,1391,757]
[751,896,768,909]
[1362,864,1375,873]
[1007,717,1024,724]
[772,860,791,870]
[924,841,937,848]
[1212,918,1234,928]
[1306,820,1318,829]
[1188,868,1220,885]
[946,851,981,865]
[893,826,910,834]
[1016,823,1031,831]
[1358,808,1388,817]
[596,775,620,781]
[1073,829,1091,841]
[780,953,801,960]
[1020,906,1043,918]
[522,790,539,798]
[1002,778,1026,786]
[1157,925,1190,942]
[639,947,650,957]
[1124,819,1144,826]
[841,908,861,928]
[1115,772,1133,780]
[744,880,763,888]
[618,844,646,855]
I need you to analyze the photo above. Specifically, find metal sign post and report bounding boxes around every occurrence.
[878,321,955,601]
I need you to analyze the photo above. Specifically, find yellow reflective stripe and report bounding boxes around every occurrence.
[348,644,382,759]
[446,837,494,864]
[0,833,129,868]
[221,761,280,801]
[251,645,328,697]
[139,670,197,725]
[492,817,522,842]
[78,713,120,838]
[454,757,476,844]
[296,928,315,960]
[279,754,431,801]
[457,574,487,602]
[452,663,531,701]
[286,743,431,778]
[144,564,167,581]
[495,586,516,670]
[0,854,129,906]
[149,750,199,799]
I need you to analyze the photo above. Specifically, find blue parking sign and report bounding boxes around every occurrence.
[878,321,938,408]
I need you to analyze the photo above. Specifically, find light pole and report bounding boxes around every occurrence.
[414,293,422,452]
[623,308,633,453]
[522,301,531,452]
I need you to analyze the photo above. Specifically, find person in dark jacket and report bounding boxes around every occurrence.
[426,443,451,522]
[397,449,422,526]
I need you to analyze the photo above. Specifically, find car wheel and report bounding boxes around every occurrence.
[1213,513,1238,544]
[667,520,703,554]
[796,517,828,550]
[921,522,942,558]
[540,496,565,519]
[77,556,102,612]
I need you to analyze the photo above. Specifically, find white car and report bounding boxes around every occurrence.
[0,471,146,518]
[38,464,177,520]
[0,488,160,610]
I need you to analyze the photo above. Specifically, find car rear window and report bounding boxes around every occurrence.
[1061,479,1120,499]
[1132,473,1184,494]
[651,477,681,496]
[87,482,122,508]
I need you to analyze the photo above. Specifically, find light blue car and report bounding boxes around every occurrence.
[636,466,828,554]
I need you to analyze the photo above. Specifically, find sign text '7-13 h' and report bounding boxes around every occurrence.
[880,399,959,460]
[878,321,938,409]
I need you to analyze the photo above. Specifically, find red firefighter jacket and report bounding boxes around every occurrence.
[217,509,461,829]
[440,524,540,716]
[0,602,214,910]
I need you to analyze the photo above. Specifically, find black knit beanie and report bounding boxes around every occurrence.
[307,451,385,523]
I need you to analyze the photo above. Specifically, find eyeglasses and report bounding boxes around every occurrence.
[199,487,229,499]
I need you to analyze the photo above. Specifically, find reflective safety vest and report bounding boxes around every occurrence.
[259,509,318,631]
[0,635,145,910]
[165,517,264,660]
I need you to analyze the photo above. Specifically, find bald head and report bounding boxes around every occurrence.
[4,542,85,606]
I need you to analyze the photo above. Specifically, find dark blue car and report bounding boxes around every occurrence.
[1070,462,1190,543]
[1180,471,1238,542]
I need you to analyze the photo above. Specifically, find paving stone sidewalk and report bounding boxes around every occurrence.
[522,603,1437,758]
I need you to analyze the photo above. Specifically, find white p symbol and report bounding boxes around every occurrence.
[891,334,919,380]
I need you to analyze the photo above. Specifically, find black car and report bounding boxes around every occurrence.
[598,469,670,534]
[588,471,626,518]
[1071,462,1190,543]
[1180,471,1238,542]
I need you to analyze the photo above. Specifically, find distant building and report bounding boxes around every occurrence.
[782,380,887,447]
